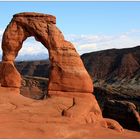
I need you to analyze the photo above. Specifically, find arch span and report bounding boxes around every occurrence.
[0,12,93,95]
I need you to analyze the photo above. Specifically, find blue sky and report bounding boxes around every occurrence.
[0,1,140,60]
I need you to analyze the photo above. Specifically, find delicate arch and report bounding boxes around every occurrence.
[0,12,93,95]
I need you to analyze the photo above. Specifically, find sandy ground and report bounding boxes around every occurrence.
[0,87,139,138]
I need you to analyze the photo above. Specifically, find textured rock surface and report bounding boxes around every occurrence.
[81,46,140,84]
[20,76,49,100]
[0,12,93,94]
[0,87,139,138]
[103,100,140,131]
[94,86,140,131]
[0,61,21,87]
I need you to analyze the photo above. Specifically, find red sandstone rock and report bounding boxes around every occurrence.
[0,87,139,138]
[105,118,124,132]
[1,12,93,93]
[0,61,21,88]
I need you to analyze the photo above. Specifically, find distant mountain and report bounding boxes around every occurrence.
[16,53,49,61]
[16,59,50,78]
[81,46,140,85]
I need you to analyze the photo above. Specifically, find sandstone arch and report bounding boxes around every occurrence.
[0,12,93,95]
[0,12,124,132]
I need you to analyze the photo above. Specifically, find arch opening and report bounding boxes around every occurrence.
[16,37,49,61]
[0,12,93,99]
[15,36,50,100]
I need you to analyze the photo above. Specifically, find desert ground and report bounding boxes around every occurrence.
[0,86,139,138]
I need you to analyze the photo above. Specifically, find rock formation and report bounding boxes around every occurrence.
[103,100,140,131]
[0,12,93,94]
[0,12,124,136]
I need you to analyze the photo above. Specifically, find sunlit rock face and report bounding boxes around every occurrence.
[0,12,93,94]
